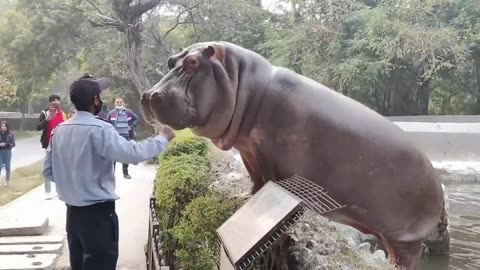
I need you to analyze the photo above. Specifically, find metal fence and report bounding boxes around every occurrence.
[146,194,170,270]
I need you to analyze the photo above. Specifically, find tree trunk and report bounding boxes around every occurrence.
[415,80,431,115]
[19,101,28,131]
[28,100,33,114]
[473,50,480,114]
[125,21,152,97]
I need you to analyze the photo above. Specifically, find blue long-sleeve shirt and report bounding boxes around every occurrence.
[42,111,168,207]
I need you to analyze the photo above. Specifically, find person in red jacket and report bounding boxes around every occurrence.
[36,94,68,199]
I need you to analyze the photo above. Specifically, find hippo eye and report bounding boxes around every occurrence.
[190,59,198,66]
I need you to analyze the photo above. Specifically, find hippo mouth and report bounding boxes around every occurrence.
[141,94,198,130]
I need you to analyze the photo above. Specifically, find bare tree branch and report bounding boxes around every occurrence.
[130,0,162,20]
[163,3,201,39]
[87,13,125,32]
[85,0,104,15]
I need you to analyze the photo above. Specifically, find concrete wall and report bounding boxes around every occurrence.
[387,116,480,161]
[388,115,480,123]
[0,111,477,161]
[0,112,41,131]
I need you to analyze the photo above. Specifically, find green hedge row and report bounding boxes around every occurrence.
[155,130,242,270]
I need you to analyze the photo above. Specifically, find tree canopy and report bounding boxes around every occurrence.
[0,0,479,116]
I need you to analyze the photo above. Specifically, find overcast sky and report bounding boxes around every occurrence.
[261,0,290,12]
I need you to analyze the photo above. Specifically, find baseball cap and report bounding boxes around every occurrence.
[69,73,110,105]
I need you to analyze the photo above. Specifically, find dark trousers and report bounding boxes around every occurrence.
[0,149,12,182]
[114,134,130,175]
[66,201,119,270]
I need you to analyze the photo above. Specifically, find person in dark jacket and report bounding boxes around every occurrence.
[37,94,67,199]
[106,98,140,179]
[0,121,15,187]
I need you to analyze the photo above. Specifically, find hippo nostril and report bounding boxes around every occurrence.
[141,92,150,102]
[167,57,176,70]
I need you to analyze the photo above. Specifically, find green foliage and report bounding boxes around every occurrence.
[154,130,240,268]
[260,0,473,115]
[160,135,209,161]
[0,0,86,111]
[0,75,17,105]
[173,194,242,270]
[156,154,213,217]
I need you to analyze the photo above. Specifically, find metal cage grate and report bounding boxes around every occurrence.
[276,175,346,214]
[216,176,346,270]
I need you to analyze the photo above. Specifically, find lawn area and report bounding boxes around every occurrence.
[0,161,43,207]
[13,130,41,140]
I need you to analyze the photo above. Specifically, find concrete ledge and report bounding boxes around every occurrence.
[0,254,58,270]
[0,243,63,255]
[0,235,64,245]
[0,215,49,237]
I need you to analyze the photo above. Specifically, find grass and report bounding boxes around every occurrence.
[0,161,43,207]
[13,130,41,140]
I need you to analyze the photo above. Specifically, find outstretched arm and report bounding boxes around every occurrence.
[96,124,169,164]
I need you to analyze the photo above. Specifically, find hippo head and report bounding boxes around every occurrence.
[142,42,237,144]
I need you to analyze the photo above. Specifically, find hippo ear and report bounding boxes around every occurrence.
[203,44,226,66]
[203,46,216,58]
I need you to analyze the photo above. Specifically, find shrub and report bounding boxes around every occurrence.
[154,129,240,269]
[155,153,214,226]
[173,194,243,270]
[160,135,209,161]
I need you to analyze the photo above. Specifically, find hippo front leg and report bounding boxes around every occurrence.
[240,153,265,194]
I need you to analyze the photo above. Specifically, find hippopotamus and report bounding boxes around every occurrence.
[141,41,444,269]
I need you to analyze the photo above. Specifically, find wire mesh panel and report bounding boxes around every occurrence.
[276,175,346,214]
[237,208,305,270]
[216,176,346,270]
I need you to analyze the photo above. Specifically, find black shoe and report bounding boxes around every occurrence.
[124,174,131,179]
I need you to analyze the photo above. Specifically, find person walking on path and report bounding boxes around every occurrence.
[42,73,175,270]
[106,98,140,179]
[0,121,15,187]
[37,94,68,199]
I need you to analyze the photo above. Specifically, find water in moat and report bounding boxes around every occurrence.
[420,184,480,270]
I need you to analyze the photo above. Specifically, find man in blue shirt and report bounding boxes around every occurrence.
[43,73,175,270]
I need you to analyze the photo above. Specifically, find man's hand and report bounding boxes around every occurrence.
[45,112,56,121]
[0,143,5,147]
[159,125,176,141]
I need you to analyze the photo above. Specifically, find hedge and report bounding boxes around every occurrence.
[154,129,241,269]
[173,194,243,270]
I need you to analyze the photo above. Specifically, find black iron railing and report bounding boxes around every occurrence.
[146,194,170,270]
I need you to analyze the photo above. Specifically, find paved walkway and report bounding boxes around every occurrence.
[10,136,45,170]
